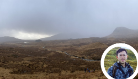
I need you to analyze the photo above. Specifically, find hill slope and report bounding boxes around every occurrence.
[107,27,138,38]
[0,36,22,43]
[41,33,87,41]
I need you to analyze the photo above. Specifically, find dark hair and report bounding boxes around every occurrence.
[116,48,127,56]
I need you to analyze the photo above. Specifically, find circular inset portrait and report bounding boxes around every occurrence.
[101,43,138,79]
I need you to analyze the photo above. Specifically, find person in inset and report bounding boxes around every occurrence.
[107,48,133,79]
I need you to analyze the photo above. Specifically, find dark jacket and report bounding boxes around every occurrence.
[107,62,133,79]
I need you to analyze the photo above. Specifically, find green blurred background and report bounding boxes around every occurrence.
[104,47,137,72]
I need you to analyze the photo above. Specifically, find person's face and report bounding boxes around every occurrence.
[116,51,128,64]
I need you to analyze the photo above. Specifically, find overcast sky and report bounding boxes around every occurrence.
[0,0,138,40]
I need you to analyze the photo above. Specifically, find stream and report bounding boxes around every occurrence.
[64,52,100,61]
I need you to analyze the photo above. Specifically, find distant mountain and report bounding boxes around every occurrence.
[107,27,138,38]
[0,36,22,43]
[41,33,87,41]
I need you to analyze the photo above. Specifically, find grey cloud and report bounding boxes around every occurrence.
[0,0,138,38]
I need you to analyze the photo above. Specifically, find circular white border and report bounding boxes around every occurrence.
[101,43,138,79]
